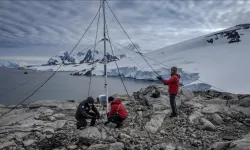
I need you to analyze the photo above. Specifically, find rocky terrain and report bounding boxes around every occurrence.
[0,85,250,150]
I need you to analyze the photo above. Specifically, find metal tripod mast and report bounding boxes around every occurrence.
[102,0,109,113]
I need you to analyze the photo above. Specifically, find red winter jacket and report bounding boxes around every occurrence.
[162,74,180,94]
[108,99,128,119]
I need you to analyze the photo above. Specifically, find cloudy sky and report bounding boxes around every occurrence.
[1,0,250,64]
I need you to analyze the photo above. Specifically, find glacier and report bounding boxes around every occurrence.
[0,60,27,69]
[28,24,250,94]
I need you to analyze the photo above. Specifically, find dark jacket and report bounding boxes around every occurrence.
[162,74,180,94]
[108,99,128,119]
[75,97,100,119]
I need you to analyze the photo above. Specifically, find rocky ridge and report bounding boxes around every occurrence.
[0,85,250,150]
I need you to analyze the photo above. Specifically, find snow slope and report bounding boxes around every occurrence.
[0,60,27,68]
[45,43,143,65]
[32,24,250,94]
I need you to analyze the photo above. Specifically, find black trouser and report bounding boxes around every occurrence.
[75,112,97,128]
[107,113,124,126]
[170,94,177,115]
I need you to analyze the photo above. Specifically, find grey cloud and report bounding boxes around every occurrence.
[0,0,250,62]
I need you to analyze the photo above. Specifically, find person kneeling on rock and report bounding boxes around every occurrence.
[157,66,180,118]
[104,96,128,128]
[75,97,100,129]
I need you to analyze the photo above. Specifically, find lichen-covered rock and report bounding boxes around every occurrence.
[239,97,250,107]
[0,140,17,149]
[151,143,175,150]
[67,145,77,150]
[119,133,131,139]
[87,144,109,150]
[144,110,170,133]
[200,118,216,131]
[189,111,204,124]
[37,107,54,116]
[43,128,55,138]
[79,127,101,145]
[229,133,250,150]
[53,113,66,119]
[23,139,36,146]
[211,113,223,125]
[202,104,224,114]
[208,141,231,150]
[0,86,250,150]
[109,142,124,150]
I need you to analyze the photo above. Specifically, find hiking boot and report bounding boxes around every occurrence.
[115,123,123,128]
[104,121,109,126]
[169,113,177,118]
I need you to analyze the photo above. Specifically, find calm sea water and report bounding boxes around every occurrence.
[0,67,157,105]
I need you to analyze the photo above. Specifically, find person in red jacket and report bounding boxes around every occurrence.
[104,96,128,128]
[157,66,180,118]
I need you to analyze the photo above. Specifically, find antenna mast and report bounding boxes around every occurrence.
[102,0,109,113]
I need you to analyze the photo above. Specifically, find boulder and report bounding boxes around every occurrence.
[239,97,250,107]
[208,141,231,150]
[87,144,109,150]
[211,113,223,125]
[144,94,169,109]
[49,116,56,121]
[200,118,216,131]
[229,133,250,150]
[23,139,36,146]
[109,142,124,150]
[43,128,55,138]
[0,109,38,126]
[119,133,131,139]
[223,136,235,141]
[179,88,195,100]
[79,127,101,145]
[29,100,77,110]
[144,110,170,133]
[185,100,203,109]
[67,145,77,150]
[53,113,66,119]
[202,104,224,114]
[82,145,88,150]
[106,136,116,142]
[189,111,204,124]
[37,107,54,116]
[0,141,17,149]
[151,143,175,150]
[45,120,67,129]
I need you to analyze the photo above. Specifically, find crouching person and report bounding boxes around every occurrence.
[75,97,100,129]
[104,96,128,128]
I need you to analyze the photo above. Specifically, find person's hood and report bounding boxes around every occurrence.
[172,73,180,79]
[111,99,122,105]
[84,97,95,104]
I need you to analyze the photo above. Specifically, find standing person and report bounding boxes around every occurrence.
[104,96,128,128]
[157,66,180,118]
[75,97,100,129]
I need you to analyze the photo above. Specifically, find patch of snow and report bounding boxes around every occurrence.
[0,60,28,68]
[30,25,250,94]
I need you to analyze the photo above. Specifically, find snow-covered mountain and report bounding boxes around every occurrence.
[32,24,250,94]
[46,43,143,65]
[0,60,27,68]
[121,24,250,93]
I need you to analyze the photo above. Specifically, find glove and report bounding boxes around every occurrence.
[96,114,100,119]
[87,115,94,119]
[157,76,163,81]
